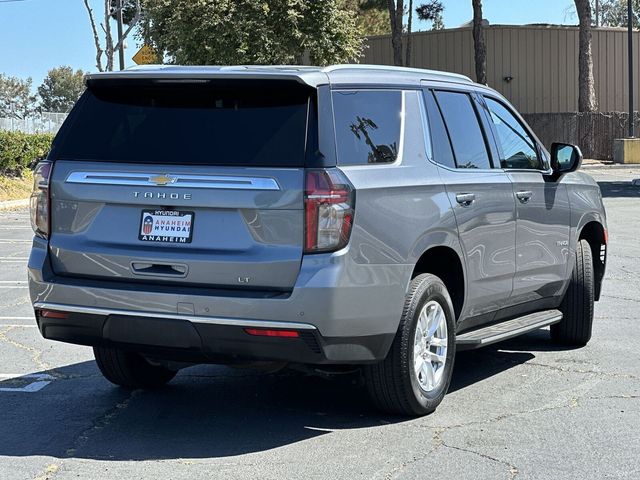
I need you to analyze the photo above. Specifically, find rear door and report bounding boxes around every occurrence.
[480,95,571,305]
[47,80,314,290]
[424,89,516,327]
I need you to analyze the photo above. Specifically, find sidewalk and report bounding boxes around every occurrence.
[0,198,29,211]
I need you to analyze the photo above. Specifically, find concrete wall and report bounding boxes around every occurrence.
[363,25,640,114]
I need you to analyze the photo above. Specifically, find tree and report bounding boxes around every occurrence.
[383,0,443,66]
[412,0,444,65]
[140,0,364,66]
[594,0,640,27]
[415,0,444,29]
[472,0,487,85]
[0,74,37,119]
[37,67,86,113]
[342,0,390,35]
[82,0,141,71]
[575,0,598,111]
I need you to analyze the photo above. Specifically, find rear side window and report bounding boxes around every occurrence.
[423,91,456,169]
[484,97,541,170]
[50,83,310,166]
[434,91,491,170]
[332,90,402,165]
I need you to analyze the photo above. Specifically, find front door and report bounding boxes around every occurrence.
[480,96,571,306]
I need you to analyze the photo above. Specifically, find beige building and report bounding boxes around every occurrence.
[362,24,640,114]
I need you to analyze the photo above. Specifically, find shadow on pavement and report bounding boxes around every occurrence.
[0,330,565,461]
[598,181,640,198]
[449,328,584,393]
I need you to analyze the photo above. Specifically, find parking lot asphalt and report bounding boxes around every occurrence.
[0,168,639,480]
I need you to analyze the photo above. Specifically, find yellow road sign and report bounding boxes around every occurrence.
[132,45,158,65]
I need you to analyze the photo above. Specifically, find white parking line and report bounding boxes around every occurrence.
[0,317,34,320]
[0,373,54,392]
[0,240,31,244]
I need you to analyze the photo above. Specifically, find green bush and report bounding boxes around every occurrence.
[0,131,54,176]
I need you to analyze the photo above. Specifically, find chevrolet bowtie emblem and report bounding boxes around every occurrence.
[149,174,176,186]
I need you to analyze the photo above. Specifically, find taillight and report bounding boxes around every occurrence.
[30,161,52,239]
[304,169,355,253]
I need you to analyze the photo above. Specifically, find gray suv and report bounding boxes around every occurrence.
[28,65,607,416]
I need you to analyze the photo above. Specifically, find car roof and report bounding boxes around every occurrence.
[85,64,476,88]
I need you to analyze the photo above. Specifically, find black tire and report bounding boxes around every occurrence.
[551,239,594,346]
[364,274,456,416]
[93,346,177,389]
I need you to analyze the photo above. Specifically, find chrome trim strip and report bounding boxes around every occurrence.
[65,172,280,191]
[33,302,317,331]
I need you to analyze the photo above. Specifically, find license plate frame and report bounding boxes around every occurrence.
[139,210,195,244]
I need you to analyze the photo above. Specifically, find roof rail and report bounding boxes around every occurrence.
[322,64,473,83]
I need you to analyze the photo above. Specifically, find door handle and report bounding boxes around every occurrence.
[455,193,476,207]
[515,191,533,204]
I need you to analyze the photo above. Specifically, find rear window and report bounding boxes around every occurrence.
[332,90,402,165]
[50,83,311,166]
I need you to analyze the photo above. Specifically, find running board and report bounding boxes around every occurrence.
[456,309,563,350]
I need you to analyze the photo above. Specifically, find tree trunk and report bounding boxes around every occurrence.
[405,0,413,67]
[82,0,104,72]
[575,0,598,112]
[387,0,404,66]
[104,0,115,71]
[472,0,487,85]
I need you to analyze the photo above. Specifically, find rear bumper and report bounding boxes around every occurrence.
[28,237,408,364]
[34,305,394,365]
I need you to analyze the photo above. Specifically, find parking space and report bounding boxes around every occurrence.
[0,169,638,480]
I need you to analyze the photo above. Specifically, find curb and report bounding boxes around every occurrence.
[0,199,29,211]
[582,163,640,169]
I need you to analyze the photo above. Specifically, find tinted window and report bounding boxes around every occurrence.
[50,84,310,166]
[485,97,541,169]
[332,90,401,165]
[434,91,491,170]
[423,91,455,169]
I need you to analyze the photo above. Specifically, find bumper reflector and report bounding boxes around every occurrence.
[40,310,69,319]
[244,328,300,338]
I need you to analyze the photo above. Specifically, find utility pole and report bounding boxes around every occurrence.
[629,0,635,137]
[116,0,125,71]
[595,0,600,27]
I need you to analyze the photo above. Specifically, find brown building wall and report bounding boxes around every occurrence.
[362,25,640,114]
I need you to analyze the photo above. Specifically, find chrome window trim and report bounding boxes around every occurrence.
[65,171,281,191]
[33,302,317,331]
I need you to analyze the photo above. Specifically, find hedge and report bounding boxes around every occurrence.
[0,131,54,176]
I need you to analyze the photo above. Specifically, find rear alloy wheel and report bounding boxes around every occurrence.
[551,238,595,346]
[94,346,177,389]
[364,274,456,416]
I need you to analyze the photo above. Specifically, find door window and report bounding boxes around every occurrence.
[332,90,402,165]
[423,91,456,169]
[484,97,541,170]
[434,91,492,170]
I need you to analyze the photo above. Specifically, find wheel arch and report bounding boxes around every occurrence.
[410,246,465,321]
[577,220,607,301]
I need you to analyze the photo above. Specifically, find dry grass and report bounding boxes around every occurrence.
[0,172,33,202]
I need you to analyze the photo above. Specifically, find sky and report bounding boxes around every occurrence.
[0,0,576,90]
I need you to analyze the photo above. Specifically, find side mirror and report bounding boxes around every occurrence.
[551,142,582,175]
